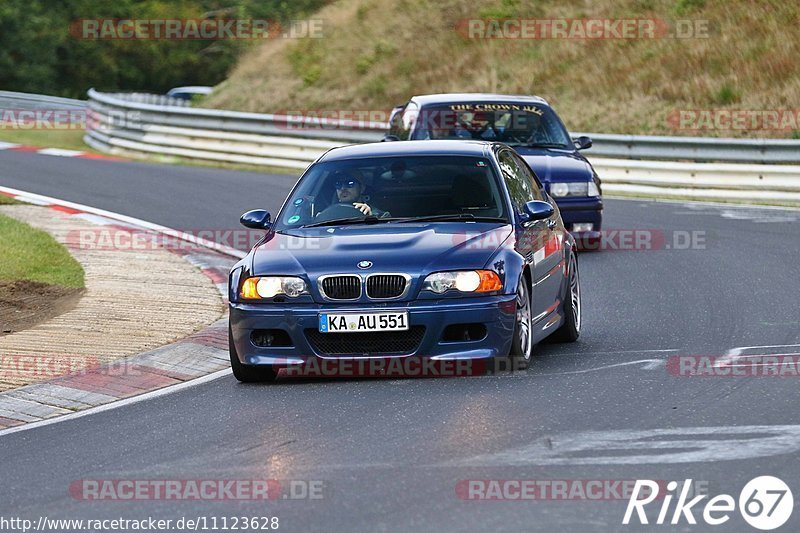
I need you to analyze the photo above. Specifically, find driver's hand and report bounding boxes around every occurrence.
[353,202,372,216]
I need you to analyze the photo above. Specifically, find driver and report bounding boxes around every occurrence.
[454,110,498,140]
[330,171,385,217]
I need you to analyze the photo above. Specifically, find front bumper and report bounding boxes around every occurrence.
[553,196,603,238]
[229,295,517,367]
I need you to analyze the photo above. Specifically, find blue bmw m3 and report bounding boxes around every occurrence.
[228,140,581,382]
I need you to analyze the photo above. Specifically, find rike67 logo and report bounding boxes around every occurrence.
[623,476,793,530]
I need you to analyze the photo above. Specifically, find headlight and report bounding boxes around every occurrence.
[550,181,599,197]
[422,270,502,294]
[240,276,309,299]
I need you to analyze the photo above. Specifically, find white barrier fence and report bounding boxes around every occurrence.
[83,89,800,205]
[594,159,800,203]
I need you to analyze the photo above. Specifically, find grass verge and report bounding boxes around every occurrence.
[0,129,93,152]
[0,212,85,288]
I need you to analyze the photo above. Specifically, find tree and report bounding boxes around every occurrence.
[0,0,330,98]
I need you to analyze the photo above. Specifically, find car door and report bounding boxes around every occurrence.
[500,150,563,327]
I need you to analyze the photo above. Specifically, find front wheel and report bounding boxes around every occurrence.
[551,250,581,343]
[229,325,278,383]
[507,278,533,370]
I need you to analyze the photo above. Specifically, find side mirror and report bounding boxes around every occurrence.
[382,134,400,142]
[521,200,554,223]
[573,136,592,150]
[240,209,271,230]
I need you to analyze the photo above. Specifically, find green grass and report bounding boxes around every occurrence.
[0,213,85,288]
[0,129,92,152]
[0,195,22,205]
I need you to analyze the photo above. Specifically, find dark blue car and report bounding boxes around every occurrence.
[386,94,602,241]
[228,140,581,382]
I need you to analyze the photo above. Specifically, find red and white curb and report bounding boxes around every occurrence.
[0,186,244,435]
[0,186,246,260]
[0,141,122,161]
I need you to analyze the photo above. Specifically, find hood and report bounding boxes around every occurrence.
[251,223,512,278]
[514,147,593,183]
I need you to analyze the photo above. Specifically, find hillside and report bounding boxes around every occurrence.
[205,0,800,138]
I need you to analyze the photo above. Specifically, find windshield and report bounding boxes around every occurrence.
[275,155,508,230]
[410,103,572,148]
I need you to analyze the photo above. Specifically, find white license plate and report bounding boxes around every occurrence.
[319,312,409,333]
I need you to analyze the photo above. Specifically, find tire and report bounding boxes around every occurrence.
[229,324,278,383]
[507,277,533,371]
[551,250,581,343]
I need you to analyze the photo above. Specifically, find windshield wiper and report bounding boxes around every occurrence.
[394,214,507,223]
[301,215,400,228]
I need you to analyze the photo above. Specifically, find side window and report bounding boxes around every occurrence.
[388,105,405,138]
[511,152,545,201]
[389,102,417,140]
[499,150,530,213]
[387,105,404,133]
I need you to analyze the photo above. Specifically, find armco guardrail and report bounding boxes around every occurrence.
[593,158,800,204]
[83,89,800,204]
[84,89,800,164]
[0,90,87,111]
[84,89,382,169]
[571,133,800,165]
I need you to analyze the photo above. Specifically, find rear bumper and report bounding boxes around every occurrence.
[229,295,517,367]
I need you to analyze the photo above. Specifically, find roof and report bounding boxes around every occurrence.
[410,93,549,107]
[318,140,498,162]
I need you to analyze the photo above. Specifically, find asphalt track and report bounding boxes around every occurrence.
[2,150,800,532]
